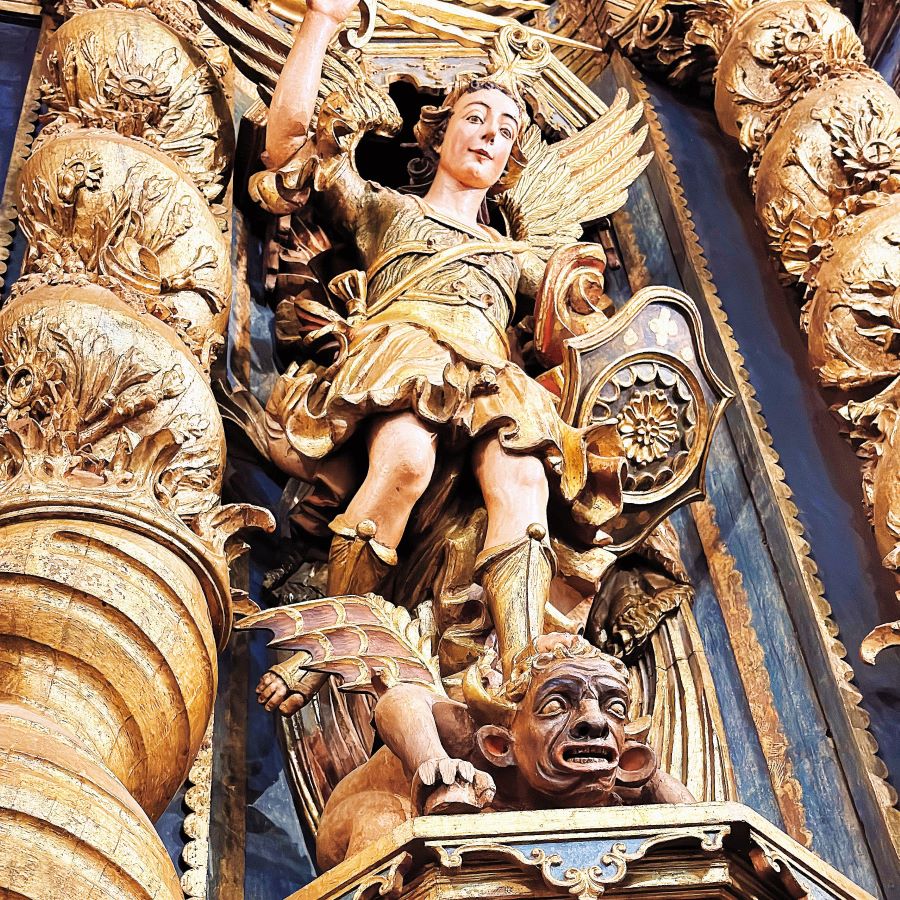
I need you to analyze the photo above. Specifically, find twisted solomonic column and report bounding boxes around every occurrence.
[0,1,272,896]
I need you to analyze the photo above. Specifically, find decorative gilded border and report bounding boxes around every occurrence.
[615,52,900,855]
[182,717,214,898]
[691,496,811,846]
[432,826,730,899]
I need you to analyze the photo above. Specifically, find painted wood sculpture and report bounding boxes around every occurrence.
[224,0,731,872]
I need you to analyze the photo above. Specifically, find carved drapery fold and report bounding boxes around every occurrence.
[0,1,271,897]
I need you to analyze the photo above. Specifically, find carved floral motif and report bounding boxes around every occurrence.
[17,130,231,369]
[617,389,680,465]
[815,94,900,189]
[41,12,234,200]
[611,0,752,89]
[0,288,224,518]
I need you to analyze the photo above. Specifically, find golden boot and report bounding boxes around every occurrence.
[475,523,556,681]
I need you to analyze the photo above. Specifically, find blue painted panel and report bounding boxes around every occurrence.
[0,19,39,198]
[157,783,190,875]
[672,503,786,829]
[244,623,317,899]
[640,83,900,783]
[590,63,886,895]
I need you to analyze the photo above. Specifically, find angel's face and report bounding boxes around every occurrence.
[436,88,519,191]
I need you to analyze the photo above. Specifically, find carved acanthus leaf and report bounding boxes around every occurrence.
[41,29,228,200]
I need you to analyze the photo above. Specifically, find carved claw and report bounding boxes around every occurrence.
[412,758,496,815]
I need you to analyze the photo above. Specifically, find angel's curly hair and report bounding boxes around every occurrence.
[409,77,531,191]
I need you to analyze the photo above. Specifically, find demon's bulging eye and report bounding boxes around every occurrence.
[538,696,567,716]
[606,698,627,719]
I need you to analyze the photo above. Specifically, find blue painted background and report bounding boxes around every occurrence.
[0,19,38,198]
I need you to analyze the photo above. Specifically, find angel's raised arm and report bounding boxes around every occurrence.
[265,0,358,169]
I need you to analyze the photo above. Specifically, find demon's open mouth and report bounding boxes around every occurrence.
[560,744,618,767]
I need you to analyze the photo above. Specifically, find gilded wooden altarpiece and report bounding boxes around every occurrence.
[0,0,898,899]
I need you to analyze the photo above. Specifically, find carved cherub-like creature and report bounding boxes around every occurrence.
[238,595,694,869]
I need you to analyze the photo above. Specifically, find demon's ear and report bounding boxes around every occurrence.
[615,739,657,788]
[476,724,516,768]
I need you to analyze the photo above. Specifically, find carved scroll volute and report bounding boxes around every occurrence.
[533,243,613,368]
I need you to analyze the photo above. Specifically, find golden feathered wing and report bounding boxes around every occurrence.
[498,88,652,261]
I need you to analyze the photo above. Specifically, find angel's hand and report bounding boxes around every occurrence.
[306,0,358,25]
[413,758,496,815]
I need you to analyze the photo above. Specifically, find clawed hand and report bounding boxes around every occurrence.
[256,671,306,716]
[413,758,496,815]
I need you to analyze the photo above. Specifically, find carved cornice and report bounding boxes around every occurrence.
[285,804,876,899]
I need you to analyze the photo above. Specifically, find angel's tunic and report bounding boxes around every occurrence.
[265,155,595,503]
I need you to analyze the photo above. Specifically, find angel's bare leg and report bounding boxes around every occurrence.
[342,412,438,547]
[257,415,434,716]
[473,438,549,548]
[473,437,552,677]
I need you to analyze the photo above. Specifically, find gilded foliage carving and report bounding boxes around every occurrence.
[607,0,900,665]
[17,131,231,369]
[0,0,271,895]
[817,95,900,190]
[722,3,865,151]
[611,0,752,89]
[40,13,234,199]
[63,0,231,77]
[0,290,223,517]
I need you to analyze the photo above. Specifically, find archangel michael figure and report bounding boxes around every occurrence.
[243,0,660,718]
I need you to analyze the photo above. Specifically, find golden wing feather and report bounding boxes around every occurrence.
[236,594,444,695]
[198,0,291,99]
[498,88,652,261]
[198,0,398,134]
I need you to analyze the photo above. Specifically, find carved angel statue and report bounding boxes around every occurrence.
[238,595,694,868]
[233,0,660,714]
